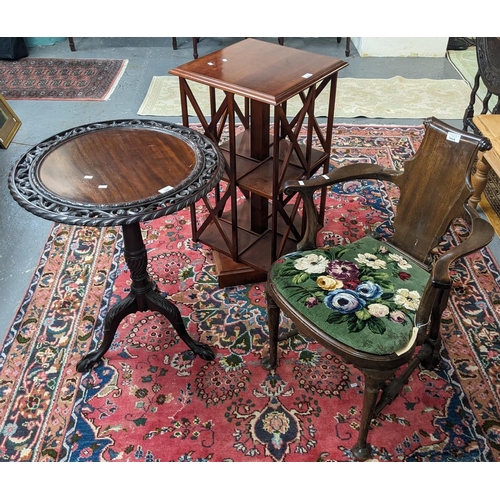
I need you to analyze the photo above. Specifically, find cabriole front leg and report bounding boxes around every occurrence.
[352,368,395,461]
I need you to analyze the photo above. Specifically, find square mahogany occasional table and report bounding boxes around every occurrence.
[170,38,348,287]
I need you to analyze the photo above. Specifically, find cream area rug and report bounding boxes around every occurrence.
[447,47,479,88]
[448,46,490,110]
[137,75,472,119]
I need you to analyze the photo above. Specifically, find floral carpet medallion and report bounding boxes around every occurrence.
[1,124,499,462]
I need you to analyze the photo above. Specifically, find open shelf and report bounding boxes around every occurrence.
[220,130,328,199]
[170,38,347,285]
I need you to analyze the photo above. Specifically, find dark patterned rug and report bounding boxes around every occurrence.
[0,58,128,100]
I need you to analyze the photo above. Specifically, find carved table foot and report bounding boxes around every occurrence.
[76,293,137,372]
[146,287,215,361]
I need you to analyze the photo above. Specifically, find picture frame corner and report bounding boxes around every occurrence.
[0,93,22,149]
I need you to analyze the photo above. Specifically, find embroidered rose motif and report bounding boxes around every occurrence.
[306,297,318,308]
[356,281,383,300]
[389,253,412,270]
[368,303,390,317]
[324,289,366,314]
[327,260,360,281]
[394,289,421,311]
[317,276,344,291]
[294,254,328,274]
[390,310,406,323]
[354,252,387,269]
[343,279,362,290]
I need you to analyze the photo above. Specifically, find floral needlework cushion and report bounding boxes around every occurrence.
[270,235,431,356]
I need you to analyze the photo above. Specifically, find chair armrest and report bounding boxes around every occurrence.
[284,163,401,251]
[432,212,494,287]
[284,163,400,196]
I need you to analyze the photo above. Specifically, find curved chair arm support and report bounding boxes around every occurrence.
[284,163,400,195]
[284,163,401,250]
[432,212,494,287]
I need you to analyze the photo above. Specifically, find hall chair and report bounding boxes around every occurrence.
[279,37,351,56]
[263,117,493,460]
[171,37,285,59]
[462,37,500,208]
[463,37,500,134]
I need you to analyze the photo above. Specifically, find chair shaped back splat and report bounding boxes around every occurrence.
[263,117,493,460]
[463,37,500,134]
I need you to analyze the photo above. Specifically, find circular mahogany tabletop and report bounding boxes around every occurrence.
[9,119,225,227]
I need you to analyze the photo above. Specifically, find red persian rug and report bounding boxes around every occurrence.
[0,58,128,100]
[1,123,499,462]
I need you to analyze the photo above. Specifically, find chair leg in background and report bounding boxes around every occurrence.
[192,37,199,59]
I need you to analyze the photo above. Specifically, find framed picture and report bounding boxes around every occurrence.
[0,93,21,149]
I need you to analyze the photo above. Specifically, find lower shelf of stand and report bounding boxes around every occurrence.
[198,218,298,278]
[195,196,303,284]
[212,251,267,287]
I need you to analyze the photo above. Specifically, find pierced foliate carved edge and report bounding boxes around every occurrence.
[9,119,225,227]
[477,38,500,96]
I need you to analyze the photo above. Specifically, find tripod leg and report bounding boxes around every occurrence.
[77,222,215,372]
[77,293,138,372]
[146,289,214,360]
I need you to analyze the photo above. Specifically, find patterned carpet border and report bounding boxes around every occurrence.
[0,58,128,100]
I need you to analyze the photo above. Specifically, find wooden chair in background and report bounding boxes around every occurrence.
[462,37,500,207]
[171,37,352,59]
[279,37,350,56]
[172,37,284,59]
[263,117,493,460]
[463,37,500,133]
[172,37,200,59]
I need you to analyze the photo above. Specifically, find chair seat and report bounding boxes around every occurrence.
[270,235,430,356]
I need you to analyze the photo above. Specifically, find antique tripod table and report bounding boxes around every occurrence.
[9,119,225,372]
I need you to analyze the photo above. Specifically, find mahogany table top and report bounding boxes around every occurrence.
[474,114,500,167]
[169,38,348,105]
[9,120,225,227]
